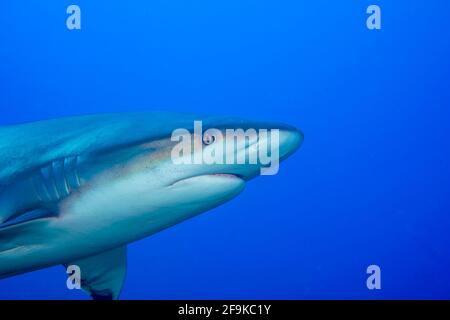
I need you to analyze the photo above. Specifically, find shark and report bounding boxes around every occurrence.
[0,112,303,299]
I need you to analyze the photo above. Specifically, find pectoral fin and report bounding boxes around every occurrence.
[64,246,127,300]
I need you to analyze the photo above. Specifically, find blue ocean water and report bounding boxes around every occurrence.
[1,0,450,299]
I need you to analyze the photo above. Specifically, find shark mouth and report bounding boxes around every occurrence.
[210,173,241,178]
[168,173,244,187]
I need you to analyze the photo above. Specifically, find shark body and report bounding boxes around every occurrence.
[0,112,303,299]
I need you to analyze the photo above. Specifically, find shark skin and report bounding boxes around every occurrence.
[0,112,303,299]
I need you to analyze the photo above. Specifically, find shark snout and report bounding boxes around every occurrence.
[214,124,303,178]
[278,127,304,160]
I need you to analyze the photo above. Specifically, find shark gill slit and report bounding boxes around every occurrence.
[64,156,81,191]
[52,159,69,197]
[32,173,51,202]
[32,156,81,204]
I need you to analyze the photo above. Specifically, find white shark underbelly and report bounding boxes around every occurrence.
[0,170,245,278]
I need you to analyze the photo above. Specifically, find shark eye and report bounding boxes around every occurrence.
[203,133,216,145]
